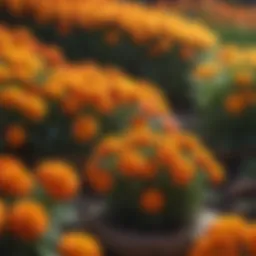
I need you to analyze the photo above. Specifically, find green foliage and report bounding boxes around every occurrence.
[193,45,256,154]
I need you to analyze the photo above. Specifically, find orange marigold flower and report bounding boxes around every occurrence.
[244,224,256,255]
[196,150,224,184]
[62,96,83,116]
[169,156,195,185]
[224,93,245,115]
[119,150,155,178]
[0,158,34,197]
[0,65,11,82]
[194,62,219,80]
[21,95,47,121]
[0,87,26,108]
[87,168,113,194]
[139,188,165,214]
[72,115,98,143]
[207,215,246,239]
[125,127,154,147]
[36,161,79,200]
[0,200,6,234]
[9,200,48,241]
[4,124,26,149]
[58,232,102,256]
[235,71,252,87]
[96,137,123,156]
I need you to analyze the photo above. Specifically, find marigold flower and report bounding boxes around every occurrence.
[9,200,48,241]
[0,158,34,197]
[244,224,256,255]
[96,137,123,155]
[139,188,165,214]
[224,93,246,115]
[194,62,219,80]
[20,95,47,121]
[36,161,79,200]
[58,232,102,256]
[4,124,26,149]
[0,200,6,234]
[61,96,83,115]
[125,127,154,147]
[235,71,253,87]
[87,167,113,194]
[119,150,155,178]
[169,156,195,185]
[0,87,26,108]
[72,115,98,143]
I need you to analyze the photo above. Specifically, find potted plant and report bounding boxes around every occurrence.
[0,26,171,163]
[192,45,256,178]
[84,127,224,256]
[0,155,102,256]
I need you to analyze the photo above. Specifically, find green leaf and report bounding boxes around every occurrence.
[51,203,78,226]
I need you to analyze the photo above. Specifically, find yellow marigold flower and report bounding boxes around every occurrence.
[235,71,253,87]
[0,200,6,234]
[224,93,246,115]
[0,158,34,197]
[72,115,98,143]
[58,232,102,256]
[4,124,26,149]
[36,161,79,200]
[139,188,165,214]
[9,200,48,241]
[119,150,155,178]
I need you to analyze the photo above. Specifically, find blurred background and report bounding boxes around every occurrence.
[0,0,255,256]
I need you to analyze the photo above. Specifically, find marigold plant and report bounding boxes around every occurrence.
[193,45,256,155]
[190,215,256,256]
[85,127,224,231]
[0,0,217,109]
[0,26,170,159]
[0,155,101,256]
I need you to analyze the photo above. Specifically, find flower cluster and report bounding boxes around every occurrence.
[2,0,216,50]
[0,155,101,256]
[193,45,256,153]
[85,127,224,230]
[0,26,170,156]
[1,1,217,108]
[190,215,256,256]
